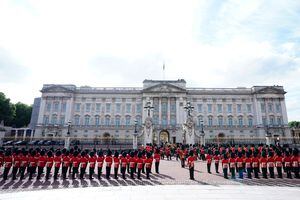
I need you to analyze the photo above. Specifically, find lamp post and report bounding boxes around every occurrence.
[265,125,272,146]
[200,120,205,146]
[133,120,138,150]
[64,121,71,149]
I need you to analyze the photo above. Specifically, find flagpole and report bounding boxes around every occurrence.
[163,62,165,80]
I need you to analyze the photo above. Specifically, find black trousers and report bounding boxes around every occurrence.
[181,158,185,168]
[121,167,126,179]
[54,167,60,179]
[69,163,73,174]
[46,167,51,180]
[106,166,111,179]
[155,162,159,173]
[20,166,26,180]
[215,163,219,173]
[37,166,44,179]
[146,167,150,179]
[89,167,94,179]
[80,167,86,179]
[277,167,283,178]
[97,167,102,179]
[223,168,228,179]
[142,163,145,173]
[114,167,118,179]
[247,167,252,179]
[127,163,130,173]
[137,168,142,179]
[3,167,10,180]
[189,167,194,180]
[62,166,68,179]
[72,167,79,179]
[262,167,268,179]
[130,167,135,179]
[269,167,275,178]
[230,167,236,178]
[207,163,211,173]
[29,166,35,180]
[293,167,300,178]
[286,166,292,179]
[253,167,259,178]
[12,167,19,180]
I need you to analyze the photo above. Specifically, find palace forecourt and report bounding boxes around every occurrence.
[29,79,291,145]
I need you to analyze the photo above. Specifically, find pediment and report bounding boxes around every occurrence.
[41,85,76,93]
[254,87,285,94]
[143,83,186,93]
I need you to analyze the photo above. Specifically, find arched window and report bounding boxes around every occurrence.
[238,116,243,127]
[84,115,90,126]
[218,116,223,127]
[74,115,80,125]
[228,116,233,127]
[269,115,275,125]
[197,116,203,126]
[208,116,213,127]
[125,116,131,127]
[43,115,49,125]
[51,114,57,125]
[115,116,121,127]
[95,115,100,126]
[248,117,253,127]
[105,115,111,126]
[136,115,142,125]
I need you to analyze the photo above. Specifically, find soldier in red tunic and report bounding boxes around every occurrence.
[284,151,292,179]
[3,150,12,181]
[236,152,244,179]
[113,151,120,179]
[268,151,275,178]
[187,150,195,180]
[89,151,96,179]
[62,151,70,179]
[222,154,229,179]
[206,150,212,174]
[137,152,143,179]
[28,150,37,180]
[71,151,80,179]
[129,152,136,179]
[154,149,160,174]
[19,150,29,180]
[291,148,299,179]
[97,150,104,179]
[120,152,127,179]
[245,152,252,179]
[252,152,260,179]
[45,151,53,180]
[53,150,62,180]
[79,151,88,179]
[105,150,113,179]
[275,151,283,178]
[126,151,131,173]
[229,153,236,179]
[37,150,47,180]
[214,151,220,173]
[260,152,268,179]
[145,152,152,179]
[12,149,21,180]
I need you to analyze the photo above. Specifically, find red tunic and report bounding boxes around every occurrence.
[222,159,229,169]
[187,156,195,168]
[137,158,143,169]
[46,156,54,168]
[145,158,152,168]
[236,157,243,168]
[214,155,220,163]
[206,155,212,164]
[62,156,70,167]
[105,156,113,167]
[245,158,252,168]
[260,157,267,168]
[13,155,21,168]
[129,157,136,168]
[71,156,80,168]
[291,156,299,167]
[120,157,127,168]
[275,156,283,167]
[97,156,104,168]
[267,157,275,168]
[80,157,88,168]
[4,156,13,168]
[54,156,61,168]
[37,156,47,167]
[252,157,259,168]
[283,156,292,167]
[154,153,160,163]
[113,157,119,168]
[29,156,37,167]
[89,156,96,168]
[229,158,236,168]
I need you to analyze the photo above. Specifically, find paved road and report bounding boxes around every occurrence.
[0,159,299,194]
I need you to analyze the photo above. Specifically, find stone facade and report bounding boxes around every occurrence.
[32,79,290,144]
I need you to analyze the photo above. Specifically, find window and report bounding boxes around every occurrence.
[95,116,100,126]
[170,116,176,126]
[162,103,167,112]
[217,104,222,113]
[227,104,232,113]
[84,115,90,126]
[74,115,80,125]
[106,103,111,113]
[208,116,213,127]
[126,103,131,113]
[51,115,57,125]
[85,103,91,112]
[269,116,275,125]
[197,104,202,113]
[276,103,281,113]
[125,116,131,126]
[262,117,267,126]
[247,104,252,113]
[237,104,242,113]
[43,115,49,125]
[61,103,67,112]
[115,116,121,127]
[46,103,51,112]
[136,104,142,113]
[153,115,159,125]
[136,115,142,125]
[170,104,176,112]
[268,103,273,112]
[75,103,81,112]
[261,103,266,113]
[198,116,203,126]
[105,116,110,126]
[162,115,167,126]
[248,117,253,127]
[115,103,121,113]
[60,115,65,125]
[218,116,223,127]
[228,117,233,127]
[238,117,243,127]
[277,117,282,125]
[53,102,59,112]
[96,103,101,112]
[207,104,212,113]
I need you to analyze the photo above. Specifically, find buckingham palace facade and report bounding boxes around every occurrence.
[32,79,290,144]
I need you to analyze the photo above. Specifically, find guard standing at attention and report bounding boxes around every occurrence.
[154,149,160,174]
[187,150,195,180]
[113,151,120,179]
[105,150,113,179]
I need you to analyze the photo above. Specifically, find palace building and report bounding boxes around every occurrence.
[31,79,290,145]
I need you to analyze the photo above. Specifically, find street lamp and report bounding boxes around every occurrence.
[133,120,138,149]
[200,120,205,146]
[64,120,71,149]
[67,121,71,136]
[265,125,272,146]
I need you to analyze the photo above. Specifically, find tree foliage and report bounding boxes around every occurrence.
[0,92,32,128]
[288,121,300,128]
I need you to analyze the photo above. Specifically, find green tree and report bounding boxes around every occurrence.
[12,102,32,128]
[0,92,15,126]
[288,121,300,128]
